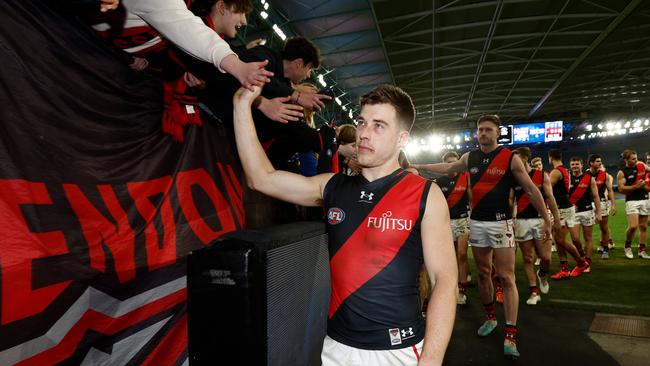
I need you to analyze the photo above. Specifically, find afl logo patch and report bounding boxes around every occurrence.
[327,207,346,225]
[470,167,480,174]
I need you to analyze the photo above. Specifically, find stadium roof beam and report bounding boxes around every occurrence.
[528,0,643,118]
[463,0,504,119]
[498,0,570,112]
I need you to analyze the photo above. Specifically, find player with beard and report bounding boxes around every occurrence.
[432,151,472,305]
[618,150,650,259]
[568,157,602,268]
[512,147,560,305]
[547,149,590,280]
[587,154,617,259]
[412,115,550,358]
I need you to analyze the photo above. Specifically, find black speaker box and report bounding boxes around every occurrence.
[187,221,330,366]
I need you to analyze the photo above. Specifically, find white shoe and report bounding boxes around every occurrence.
[551,245,557,252]
[537,270,549,294]
[624,247,634,259]
[639,251,650,259]
[601,251,609,259]
[526,292,541,305]
[457,292,467,305]
[534,258,541,266]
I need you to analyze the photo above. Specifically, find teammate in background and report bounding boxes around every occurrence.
[617,150,650,259]
[569,157,601,268]
[531,157,544,171]
[531,156,556,253]
[413,115,551,358]
[588,155,617,259]
[646,152,650,221]
[512,148,560,305]
[547,149,590,279]
[433,151,472,305]
[233,84,457,365]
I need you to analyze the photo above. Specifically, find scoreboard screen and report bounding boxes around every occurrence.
[497,125,513,145]
[512,123,545,144]
[508,121,564,144]
[545,121,563,142]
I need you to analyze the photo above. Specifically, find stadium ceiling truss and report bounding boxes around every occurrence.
[246,0,650,133]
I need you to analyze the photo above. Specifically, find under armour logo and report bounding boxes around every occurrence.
[360,191,374,201]
[401,327,414,338]
[483,158,490,164]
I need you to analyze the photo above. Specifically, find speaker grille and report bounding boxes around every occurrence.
[266,233,330,366]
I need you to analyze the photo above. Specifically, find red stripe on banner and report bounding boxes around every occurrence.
[128,176,178,271]
[141,314,188,366]
[517,170,543,214]
[471,149,512,208]
[176,169,237,245]
[569,174,591,205]
[15,289,187,366]
[446,172,469,209]
[328,174,425,318]
[63,184,136,283]
[217,163,245,227]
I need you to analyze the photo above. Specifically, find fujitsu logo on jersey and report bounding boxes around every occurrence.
[486,167,506,176]
[367,211,413,232]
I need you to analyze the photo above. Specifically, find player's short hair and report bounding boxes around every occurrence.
[513,147,531,162]
[442,151,459,162]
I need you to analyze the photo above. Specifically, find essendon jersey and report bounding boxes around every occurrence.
[570,173,594,212]
[468,147,515,221]
[323,169,432,350]
[435,172,470,219]
[514,169,544,219]
[91,14,167,57]
[621,163,649,202]
[589,169,607,201]
[552,165,572,209]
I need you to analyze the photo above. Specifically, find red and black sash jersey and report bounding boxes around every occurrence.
[323,169,432,350]
[514,169,544,219]
[552,165,573,209]
[468,147,515,221]
[570,172,594,212]
[435,172,470,219]
[621,163,649,201]
[589,169,607,201]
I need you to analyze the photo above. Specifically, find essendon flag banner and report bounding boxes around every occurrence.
[0,1,244,364]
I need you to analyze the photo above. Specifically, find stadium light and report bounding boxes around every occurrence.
[317,74,326,87]
[406,142,421,157]
[585,124,592,131]
[260,11,268,19]
[453,135,461,143]
[264,2,269,10]
[335,97,342,106]
[348,110,353,119]
[342,106,347,111]
[272,24,286,40]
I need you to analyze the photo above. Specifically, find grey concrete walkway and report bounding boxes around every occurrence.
[443,300,623,365]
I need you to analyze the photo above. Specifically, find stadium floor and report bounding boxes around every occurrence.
[444,300,620,365]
